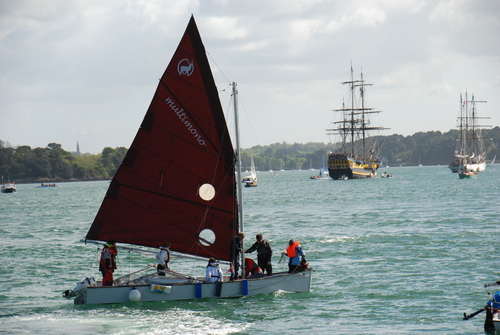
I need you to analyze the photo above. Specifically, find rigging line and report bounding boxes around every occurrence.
[207,52,231,86]
[193,83,238,237]
[232,91,260,147]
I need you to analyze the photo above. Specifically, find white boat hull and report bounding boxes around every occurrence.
[465,162,486,172]
[491,312,500,331]
[75,270,313,304]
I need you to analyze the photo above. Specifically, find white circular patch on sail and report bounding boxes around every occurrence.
[198,183,215,201]
[199,229,215,246]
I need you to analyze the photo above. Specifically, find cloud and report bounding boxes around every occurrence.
[0,0,498,154]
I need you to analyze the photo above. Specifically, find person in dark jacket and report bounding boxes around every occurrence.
[245,234,273,275]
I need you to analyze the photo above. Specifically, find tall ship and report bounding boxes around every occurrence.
[325,67,388,180]
[448,92,489,175]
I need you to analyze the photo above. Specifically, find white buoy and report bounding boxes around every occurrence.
[129,288,141,302]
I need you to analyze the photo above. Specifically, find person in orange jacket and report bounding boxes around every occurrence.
[284,239,306,273]
[99,239,117,286]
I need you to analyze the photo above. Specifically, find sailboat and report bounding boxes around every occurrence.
[244,157,258,187]
[63,17,312,305]
[322,156,329,175]
[310,157,328,179]
[325,67,388,180]
[448,92,489,174]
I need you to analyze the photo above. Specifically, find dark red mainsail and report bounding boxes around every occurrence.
[86,17,238,261]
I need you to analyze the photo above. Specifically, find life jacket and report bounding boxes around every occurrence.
[286,241,300,257]
[245,258,263,276]
[100,245,117,271]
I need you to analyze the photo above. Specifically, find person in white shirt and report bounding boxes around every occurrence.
[155,242,171,276]
[204,257,224,283]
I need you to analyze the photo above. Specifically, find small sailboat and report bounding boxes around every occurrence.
[310,166,327,180]
[244,157,258,187]
[322,156,329,175]
[64,16,312,305]
[309,169,322,179]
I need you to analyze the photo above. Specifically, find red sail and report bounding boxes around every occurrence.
[86,17,238,261]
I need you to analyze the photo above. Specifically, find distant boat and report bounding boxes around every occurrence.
[458,167,478,179]
[310,167,327,180]
[380,171,393,178]
[490,155,496,166]
[40,183,56,188]
[1,182,16,193]
[325,67,388,180]
[448,92,489,174]
[63,17,312,305]
[1,176,16,193]
[322,156,329,175]
[244,157,258,187]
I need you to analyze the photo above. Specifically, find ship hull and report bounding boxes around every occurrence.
[448,162,459,173]
[327,154,379,180]
[74,270,313,305]
[449,161,485,173]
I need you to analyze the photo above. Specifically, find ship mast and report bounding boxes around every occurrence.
[232,82,245,279]
[326,67,386,160]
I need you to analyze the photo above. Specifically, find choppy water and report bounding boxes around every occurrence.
[0,166,498,334]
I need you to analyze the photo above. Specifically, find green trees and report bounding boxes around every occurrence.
[241,127,499,170]
[0,126,498,182]
[0,142,127,182]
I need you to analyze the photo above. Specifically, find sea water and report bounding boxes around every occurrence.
[0,166,498,334]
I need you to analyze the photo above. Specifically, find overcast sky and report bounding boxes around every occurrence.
[1,0,498,154]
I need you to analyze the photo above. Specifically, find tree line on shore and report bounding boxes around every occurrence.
[1,127,498,182]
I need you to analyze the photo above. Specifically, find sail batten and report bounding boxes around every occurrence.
[86,16,238,261]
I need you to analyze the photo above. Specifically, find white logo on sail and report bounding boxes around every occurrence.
[165,97,206,146]
[177,59,194,76]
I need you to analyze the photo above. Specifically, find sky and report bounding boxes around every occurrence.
[1,0,499,154]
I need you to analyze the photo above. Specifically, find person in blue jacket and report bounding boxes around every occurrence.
[284,239,306,273]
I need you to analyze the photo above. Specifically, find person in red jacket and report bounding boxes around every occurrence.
[99,239,117,286]
[244,257,263,279]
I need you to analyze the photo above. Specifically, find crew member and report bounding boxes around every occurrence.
[204,257,224,283]
[284,239,306,273]
[156,242,171,276]
[245,234,273,275]
[244,257,263,279]
[100,239,117,286]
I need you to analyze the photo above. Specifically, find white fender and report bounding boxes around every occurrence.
[129,288,141,302]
